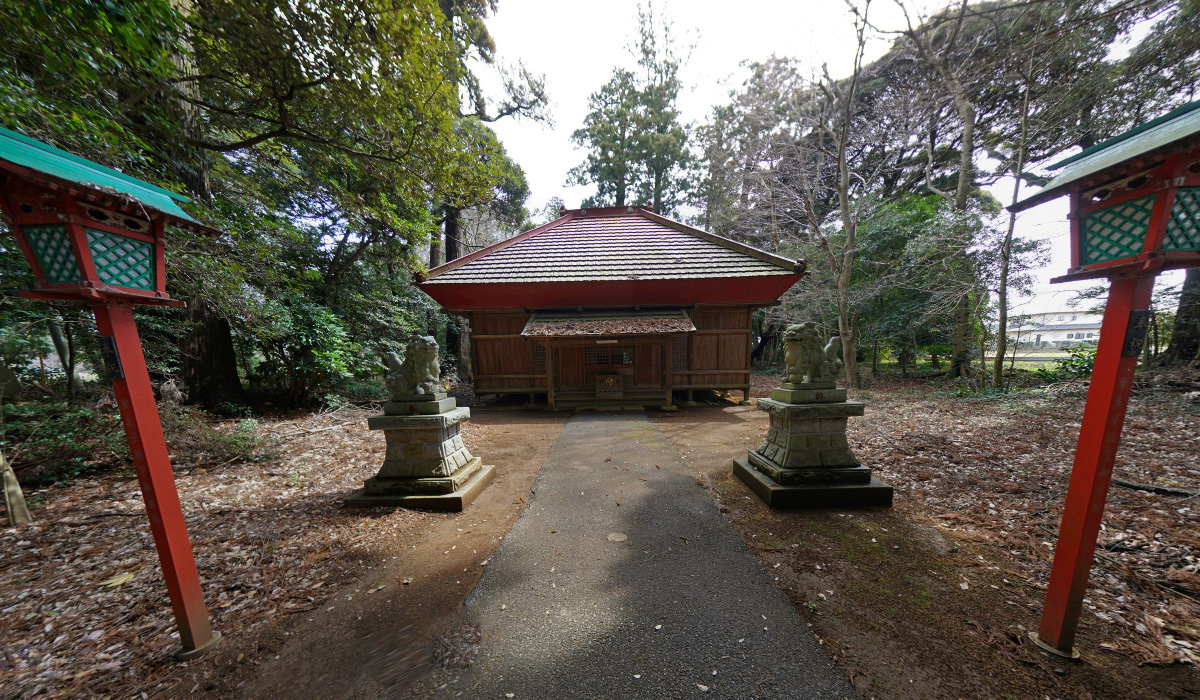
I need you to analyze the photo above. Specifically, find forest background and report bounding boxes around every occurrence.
[2,0,1200,488]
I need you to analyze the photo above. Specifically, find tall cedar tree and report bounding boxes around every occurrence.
[570,5,692,216]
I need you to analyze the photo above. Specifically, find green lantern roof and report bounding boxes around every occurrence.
[1013,100,1200,212]
[0,126,213,232]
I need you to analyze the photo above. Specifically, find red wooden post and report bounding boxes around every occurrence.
[91,303,221,660]
[1033,273,1155,657]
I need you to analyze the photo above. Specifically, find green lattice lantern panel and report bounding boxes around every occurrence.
[24,224,82,283]
[1166,187,1200,253]
[86,229,155,290]
[1080,195,1156,265]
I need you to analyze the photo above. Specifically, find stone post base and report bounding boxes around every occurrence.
[734,396,892,508]
[344,401,495,511]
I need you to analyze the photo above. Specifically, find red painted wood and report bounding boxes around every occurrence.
[1037,274,1155,653]
[418,274,802,310]
[153,219,167,296]
[1141,186,1175,255]
[91,304,216,653]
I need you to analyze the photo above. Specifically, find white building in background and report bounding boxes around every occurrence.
[1006,311,1103,349]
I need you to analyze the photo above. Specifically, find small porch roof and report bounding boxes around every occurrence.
[521,309,695,337]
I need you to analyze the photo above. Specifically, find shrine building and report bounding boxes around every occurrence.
[416,205,805,409]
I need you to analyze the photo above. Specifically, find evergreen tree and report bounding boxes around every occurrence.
[569,4,693,216]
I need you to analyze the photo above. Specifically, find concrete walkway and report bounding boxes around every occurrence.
[427,412,857,699]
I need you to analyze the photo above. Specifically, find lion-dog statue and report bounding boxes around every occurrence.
[783,322,843,384]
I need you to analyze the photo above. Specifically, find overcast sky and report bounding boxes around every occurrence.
[481,0,1183,314]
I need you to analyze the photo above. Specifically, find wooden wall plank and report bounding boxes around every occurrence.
[559,347,585,388]
[635,345,662,386]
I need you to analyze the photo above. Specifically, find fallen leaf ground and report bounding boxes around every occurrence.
[654,375,1200,700]
[3,376,1199,699]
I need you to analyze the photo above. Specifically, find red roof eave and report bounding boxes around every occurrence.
[416,274,804,310]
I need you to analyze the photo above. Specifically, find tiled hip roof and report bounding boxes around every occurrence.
[424,211,794,284]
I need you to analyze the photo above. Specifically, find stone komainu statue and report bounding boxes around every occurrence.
[383,335,441,398]
[783,322,843,384]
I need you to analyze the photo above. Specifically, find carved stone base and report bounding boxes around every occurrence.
[737,396,892,509]
[383,397,457,415]
[780,380,836,390]
[734,459,893,508]
[346,405,493,511]
[771,387,847,403]
[345,464,496,511]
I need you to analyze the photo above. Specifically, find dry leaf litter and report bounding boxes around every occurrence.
[847,382,1200,666]
[0,406,487,697]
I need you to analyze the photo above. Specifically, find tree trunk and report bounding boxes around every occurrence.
[180,300,248,409]
[65,322,76,405]
[429,232,443,269]
[994,67,1032,388]
[1161,267,1200,367]
[977,300,989,387]
[440,208,464,368]
[444,206,463,262]
[445,316,461,374]
[168,0,211,201]
[837,299,858,390]
[46,319,70,378]
[458,317,473,382]
[950,294,972,378]
[46,317,81,394]
[0,362,20,398]
[751,319,782,367]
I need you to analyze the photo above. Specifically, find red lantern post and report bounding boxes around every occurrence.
[1012,101,1200,657]
[0,127,221,659]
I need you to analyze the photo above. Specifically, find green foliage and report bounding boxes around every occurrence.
[0,0,542,410]
[0,0,184,162]
[1,402,125,485]
[252,299,366,401]
[1035,344,1099,383]
[0,398,273,486]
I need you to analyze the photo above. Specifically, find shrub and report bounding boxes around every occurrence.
[1,402,125,485]
[1,400,274,486]
[1035,344,1098,383]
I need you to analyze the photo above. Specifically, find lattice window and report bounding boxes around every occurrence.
[530,342,546,373]
[672,336,689,371]
[86,229,155,290]
[24,224,80,283]
[1165,187,1200,252]
[584,346,634,366]
[1081,195,1156,265]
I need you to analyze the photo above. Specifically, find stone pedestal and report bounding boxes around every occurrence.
[734,381,892,508]
[345,398,494,511]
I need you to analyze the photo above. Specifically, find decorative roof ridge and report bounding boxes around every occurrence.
[419,210,579,281]
[568,204,653,217]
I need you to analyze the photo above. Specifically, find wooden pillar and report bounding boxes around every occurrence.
[91,303,220,660]
[545,341,555,410]
[1034,273,1156,657]
[663,337,673,407]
